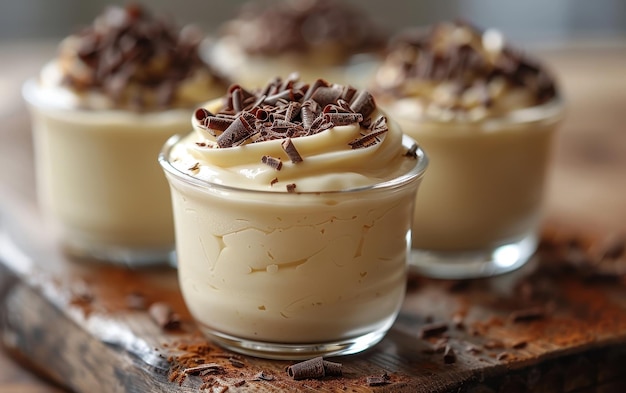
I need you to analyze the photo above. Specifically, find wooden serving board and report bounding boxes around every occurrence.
[1,189,626,393]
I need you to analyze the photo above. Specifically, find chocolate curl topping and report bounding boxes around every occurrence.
[281,138,303,163]
[310,86,344,108]
[261,155,283,170]
[323,112,363,126]
[350,90,376,119]
[205,116,234,132]
[348,116,389,149]
[380,21,557,105]
[217,116,253,147]
[203,75,387,149]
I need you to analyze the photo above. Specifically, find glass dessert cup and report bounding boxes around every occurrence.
[391,98,564,279]
[22,79,189,266]
[160,134,427,359]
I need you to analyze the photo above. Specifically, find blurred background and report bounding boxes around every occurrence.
[1,0,625,45]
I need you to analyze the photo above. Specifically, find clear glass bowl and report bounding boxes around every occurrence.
[159,134,428,359]
[384,97,565,279]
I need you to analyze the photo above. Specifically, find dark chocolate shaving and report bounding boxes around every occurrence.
[287,357,325,380]
[366,373,391,386]
[323,112,363,126]
[261,155,283,170]
[350,90,376,119]
[253,371,274,381]
[443,345,457,364]
[281,138,303,163]
[286,183,297,193]
[183,363,223,375]
[217,116,253,148]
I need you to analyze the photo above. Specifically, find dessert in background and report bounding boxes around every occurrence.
[23,4,229,266]
[372,20,564,279]
[207,0,387,88]
[159,75,427,358]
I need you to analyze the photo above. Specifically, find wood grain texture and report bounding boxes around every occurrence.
[0,41,626,392]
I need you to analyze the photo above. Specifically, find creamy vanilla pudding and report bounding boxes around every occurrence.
[372,21,564,278]
[207,0,386,88]
[23,4,229,265]
[160,77,427,358]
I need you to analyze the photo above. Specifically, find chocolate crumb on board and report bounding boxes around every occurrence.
[366,372,391,386]
[287,357,343,380]
[512,340,528,349]
[508,307,547,323]
[496,352,510,361]
[419,322,449,339]
[286,183,297,193]
[443,345,457,364]
[253,371,274,381]
[261,155,283,170]
[287,357,325,380]
[183,363,223,375]
[228,357,245,368]
[148,302,181,330]
[270,177,279,186]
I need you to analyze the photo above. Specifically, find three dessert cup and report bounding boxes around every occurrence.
[23,4,229,266]
[159,76,428,359]
[372,21,565,279]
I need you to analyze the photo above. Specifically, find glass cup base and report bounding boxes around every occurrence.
[62,238,176,268]
[197,324,390,360]
[409,232,538,279]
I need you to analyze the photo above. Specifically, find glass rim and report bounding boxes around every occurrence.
[21,78,196,119]
[386,95,566,128]
[159,134,428,196]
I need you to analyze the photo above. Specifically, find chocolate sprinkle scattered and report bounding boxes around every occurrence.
[286,183,297,193]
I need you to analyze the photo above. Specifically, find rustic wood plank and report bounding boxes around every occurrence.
[1,42,626,392]
[2,188,626,393]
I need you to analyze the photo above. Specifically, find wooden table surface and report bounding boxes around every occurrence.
[0,39,625,392]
